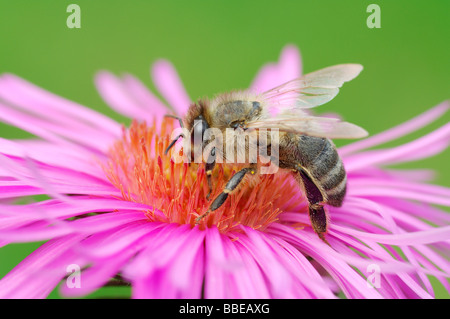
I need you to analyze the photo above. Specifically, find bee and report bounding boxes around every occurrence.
[165,64,368,242]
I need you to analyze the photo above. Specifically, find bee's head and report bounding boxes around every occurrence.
[184,99,208,128]
[164,99,210,157]
[184,99,211,144]
[190,114,209,145]
[170,99,213,163]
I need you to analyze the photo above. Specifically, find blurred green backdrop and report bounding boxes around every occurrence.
[0,0,449,298]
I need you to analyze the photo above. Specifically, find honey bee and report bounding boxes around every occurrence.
[165,64,368,242]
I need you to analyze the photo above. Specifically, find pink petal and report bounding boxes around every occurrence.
[0,234,86,298]
[0,74,121,139]
[59,251,129,297]
[122,223,180,279]
[151,59,191,116]
[0,101,107,155]
[168,227,205,292]
[239,226,293,297]
[0,153,119,200]
[333,224,450,246]
[250,44,302,93]
[222,234,271,298]
[0,138,105,178]
[95,71,167,124]
[128,224,204,298]
[268,223,383,298]
[344,123,450,171]
[0,197,153,232]
[60,224,163,297]
[0,183,42,199]
[340,101,449,156]
[77,221,162,258]
[122,74,171,125]
[0,211,146,242]
[204,227,228,298]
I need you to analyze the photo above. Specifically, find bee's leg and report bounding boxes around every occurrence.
[164,133,185,155]
[205,147,216,200]
[163,114,186,155]
[196,165,257,223]
[295,167,329,244]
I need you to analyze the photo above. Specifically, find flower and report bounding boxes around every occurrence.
[0,45,449,299]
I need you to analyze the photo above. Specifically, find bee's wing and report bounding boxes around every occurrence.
[246,115,368,139]
[261,64,363,110]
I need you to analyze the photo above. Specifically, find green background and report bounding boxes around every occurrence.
[0,1,449,298]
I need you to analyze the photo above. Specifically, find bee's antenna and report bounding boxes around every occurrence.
[164,114,184,128]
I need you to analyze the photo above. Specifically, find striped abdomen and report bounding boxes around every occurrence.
[295,136,347,207]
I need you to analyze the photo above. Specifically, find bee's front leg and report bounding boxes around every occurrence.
[163,114,186,155]
[196,165,257,223]
[205,147,216,200]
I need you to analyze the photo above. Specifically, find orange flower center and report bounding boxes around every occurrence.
[103,119,307,233]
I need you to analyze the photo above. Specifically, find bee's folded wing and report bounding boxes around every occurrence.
[246,116,368,139]
[261,64,363,110]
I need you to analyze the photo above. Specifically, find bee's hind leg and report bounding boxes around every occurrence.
[195,165,256,223]
[295,167,330,245]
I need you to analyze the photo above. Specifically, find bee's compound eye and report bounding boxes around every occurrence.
[192,117,208,142]
[230,121,241,129]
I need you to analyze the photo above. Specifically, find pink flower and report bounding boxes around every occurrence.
[0,45,449,299]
